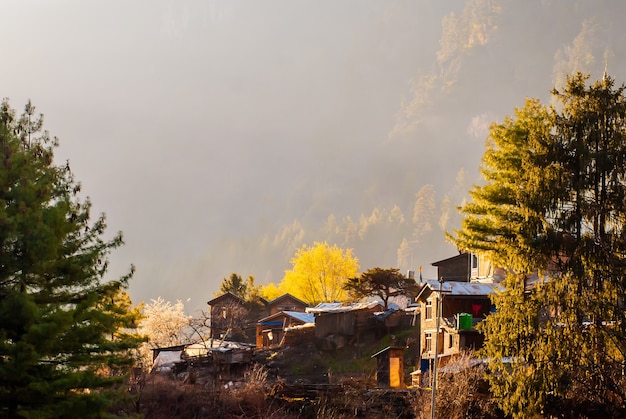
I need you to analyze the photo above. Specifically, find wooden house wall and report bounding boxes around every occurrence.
[209,296,249,340]
[475,253,496,279]
[442,296,491,319]
[382,310,405,328]
[433,253,503,282]
[315,311,356,338]
[256,313,309,348]
[267,295,307,315]
[212,348,252,365]
[375,347,405,388]
[257,327,279,348]
[435,254,470,282]
[314,308,378,339]
[420,295,491,358]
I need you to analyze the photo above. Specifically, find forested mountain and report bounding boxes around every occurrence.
[3,1,625,312]
[203,1,626,296]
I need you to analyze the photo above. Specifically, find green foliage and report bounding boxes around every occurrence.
[244,275,262,302]
[452,96,557,273]
[453,73,626,417]
[219,273,247,298]
[219,273,262,303]
[0,99,143,418]
[343,267,419,309]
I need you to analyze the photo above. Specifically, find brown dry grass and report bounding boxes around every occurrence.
[410,352,501,419]
[137,364,296,419]
[135,350,502,418]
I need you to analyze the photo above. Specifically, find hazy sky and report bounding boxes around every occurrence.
[2,1,623,314]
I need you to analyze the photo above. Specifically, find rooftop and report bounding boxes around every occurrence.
[417,280,500,300]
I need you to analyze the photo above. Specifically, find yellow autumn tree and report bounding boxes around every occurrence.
[280,242,359,306]
[260,282,283,301]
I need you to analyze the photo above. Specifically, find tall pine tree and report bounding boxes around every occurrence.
[0,100,143,418]
[452,73,626,417]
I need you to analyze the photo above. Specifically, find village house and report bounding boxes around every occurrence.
[256,310,314,348]
[431,252,505,283]
[207,292,250,341]
[306,301,385,349]
[265,293,308,315]
[417,280,497,361]
[208,292,310,345]
[372,346,406,388]
[415,252,502,378]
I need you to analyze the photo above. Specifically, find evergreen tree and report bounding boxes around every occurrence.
[452,73,626,417]
[218,273,261,302]
[0,100,143,418]
[219,273,248,298]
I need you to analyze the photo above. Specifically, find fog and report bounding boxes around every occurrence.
[1,1,625,314]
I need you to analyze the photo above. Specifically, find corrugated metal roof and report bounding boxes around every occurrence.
[258,310,315,324]
[306,300,381,313]
[421,280,500,296]
[267,293,308,306]
[283,311,315,324]
[307,302,343,312]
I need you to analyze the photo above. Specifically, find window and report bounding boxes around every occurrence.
[471,253,479,278]
[425,299,433,320]
[448,333,454,348]
[425,333,432,353]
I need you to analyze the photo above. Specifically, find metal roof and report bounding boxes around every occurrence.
[258,310,315,324]
[306,300,382,313]
[206,291,245,306]
[282,310,315,324]
[267,293,308,307]
[419,280,500,297]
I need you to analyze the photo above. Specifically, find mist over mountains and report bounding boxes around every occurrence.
[202,1,626,294]
[2,1,626,313]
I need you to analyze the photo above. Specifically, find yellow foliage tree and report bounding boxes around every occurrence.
[280,242,359,305]
[260,282,283,301]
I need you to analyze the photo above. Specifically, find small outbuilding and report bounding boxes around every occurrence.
[150,345,187,374]
[307,301,384,340]
[371,346,406,388]
[256,310,315,348]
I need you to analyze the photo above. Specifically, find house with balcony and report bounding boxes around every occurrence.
[417,280,498,361]
[413,253,502,378]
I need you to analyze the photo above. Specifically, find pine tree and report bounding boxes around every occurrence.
[218,272,262,302]
[452,73,626,417]
[0,100,143,418]
[343,267,419,309]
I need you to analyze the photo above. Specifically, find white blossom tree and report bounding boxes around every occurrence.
[137,297,192,367]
